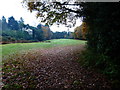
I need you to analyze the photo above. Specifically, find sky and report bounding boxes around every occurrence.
[0,0,82,32]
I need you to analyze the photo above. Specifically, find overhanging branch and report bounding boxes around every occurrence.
[53,2,81,14]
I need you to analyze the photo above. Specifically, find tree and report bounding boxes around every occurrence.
[26,24,44,41]
[36,24,44,41]
[0,19,2,30]
[23,1,82,27]
[81,22,87,39]
[41,24,52,40]
[74,22,87,40]
[1,16,8,30]
[35,29,44,41]
[8,16,19,30]
[18,17,24,30]
[74,25,83,39]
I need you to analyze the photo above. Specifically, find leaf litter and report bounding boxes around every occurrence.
[2,45,111,89]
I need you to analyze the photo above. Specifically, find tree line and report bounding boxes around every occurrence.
[0,16,74,43]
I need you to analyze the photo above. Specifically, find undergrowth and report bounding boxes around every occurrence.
[79,49,120,89]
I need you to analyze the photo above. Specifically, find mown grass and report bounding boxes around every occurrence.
[1,39,86,57]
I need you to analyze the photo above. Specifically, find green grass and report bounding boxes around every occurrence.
[1,39,86,58]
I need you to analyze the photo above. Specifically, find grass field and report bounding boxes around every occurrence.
[1,39,86,58]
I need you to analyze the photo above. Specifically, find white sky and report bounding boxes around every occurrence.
[0,0,82,32]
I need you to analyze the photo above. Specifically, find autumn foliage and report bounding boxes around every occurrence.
[41,25,52,40]
[74,22,87,40]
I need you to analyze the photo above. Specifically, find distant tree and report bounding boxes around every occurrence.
[51,31,73,39]
[46,25,53,40]
[23,31,32,40]
[1,16,8,30]
[37,24,42,29]
[74,26,82,39]
[68,32,74,39]
[41,25,52,40]
[81,22,87,39]
[8,16,19,30]
[35,29,44,41]
[18,17,24,30]
[37,24,44,41]
[26,24,44,41]
[74,22,87,40]
[0,19,2,30]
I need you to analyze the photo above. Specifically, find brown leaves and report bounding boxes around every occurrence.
[2,45,111,89]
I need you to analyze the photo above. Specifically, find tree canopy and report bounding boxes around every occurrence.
[1,16,8,30]
[8,16,19,30]
[23,0,83,27]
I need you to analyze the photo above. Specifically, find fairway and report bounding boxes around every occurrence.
[1,39,86,58]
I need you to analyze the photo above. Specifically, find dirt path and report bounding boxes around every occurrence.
[24,45,111,89]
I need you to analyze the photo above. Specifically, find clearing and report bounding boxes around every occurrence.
[1,39,111,89]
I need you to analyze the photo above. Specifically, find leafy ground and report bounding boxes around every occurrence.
[1,39,111,89]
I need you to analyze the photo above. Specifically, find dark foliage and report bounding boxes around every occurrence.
[1,30,32,41]
[81,2,120,89]
[52,31,73,39]
[1,16,8,30]
[8,16,19,30]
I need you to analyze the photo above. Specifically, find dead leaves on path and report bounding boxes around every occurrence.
[2,45,111,89]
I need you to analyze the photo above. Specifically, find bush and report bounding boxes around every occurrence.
[1,30,32,41]
[80,49,120,89]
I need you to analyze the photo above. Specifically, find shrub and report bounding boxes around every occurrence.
[80,49,120,89]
